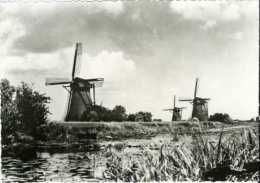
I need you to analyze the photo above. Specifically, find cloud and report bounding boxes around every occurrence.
[232,31,243,41]
[1,44,136,88]
[2,1,124,16]
[0,2,186,57]
[0,47,70,79]
[201,20,217,30]
[80,50,136,83]
[2,51,66,73]
[0,1,124,54]
[1,1,256,57]
[78,49,137,108]
[0,18,25,55]
[170,1,258,29]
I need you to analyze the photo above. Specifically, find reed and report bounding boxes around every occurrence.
[102,127,259,181]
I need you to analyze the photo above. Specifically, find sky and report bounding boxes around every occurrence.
[0,0,258,121]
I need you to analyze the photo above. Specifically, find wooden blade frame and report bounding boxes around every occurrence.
[179,99,193,102]
[163,109,174,111]
[174,95,176,108]
[194,78,199,98]
[72,42,83,79]
[45,78,71,85]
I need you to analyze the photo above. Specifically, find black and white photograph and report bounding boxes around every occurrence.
[0,0,259,182]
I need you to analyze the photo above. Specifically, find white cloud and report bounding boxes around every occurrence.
[232,31,243,41]
[94,1,124,15]
[1,52,66,72]
[170,1,258,29]
[1,1,124,17]
[0,47,71,79]
[80,50,136,84]
[1,44,136,86]
[201,20,217,30]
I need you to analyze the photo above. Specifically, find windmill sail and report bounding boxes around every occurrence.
[194,78,199,98]
[173,95,176,108]
[45,78,71,85]
[179,99,193,102]
[87,78,104,88]
[72,42,83,79]
[163,108,174,111]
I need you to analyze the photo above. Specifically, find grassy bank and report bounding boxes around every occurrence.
[53,120,255,141]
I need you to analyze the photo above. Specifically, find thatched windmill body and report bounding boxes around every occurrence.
[163,95,186,121]
[179,78,210,121]
[45,43,104,121]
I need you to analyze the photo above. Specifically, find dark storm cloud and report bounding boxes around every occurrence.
[9,2,204,57]
[10,0,250,65]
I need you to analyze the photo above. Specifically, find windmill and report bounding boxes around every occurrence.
[163,95,186,121]
[179,78,210,121]
[45,43,104,121]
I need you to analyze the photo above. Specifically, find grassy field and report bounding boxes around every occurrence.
[51,120,258,141]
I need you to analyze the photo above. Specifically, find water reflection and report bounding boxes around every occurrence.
[2,152,104,182]
[2,136,173,182]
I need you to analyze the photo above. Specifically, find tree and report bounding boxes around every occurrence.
[81,105,127,122]
[111,105,127,121]
[113,105,126,114]
[153,118,162,122]
[1,79,18,144]
[209,113,233,123]
[135,111,152,122]
[16,82,51,138]
[143,112,152,122]
[1,79,51,143]
[127,114,136,121]
[81,105,153,122]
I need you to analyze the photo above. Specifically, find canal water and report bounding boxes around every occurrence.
[1,151,106,182]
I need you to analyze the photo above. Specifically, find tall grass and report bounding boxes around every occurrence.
[102,126,259,181]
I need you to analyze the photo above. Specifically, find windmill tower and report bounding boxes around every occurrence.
[163,95,186,121]
[45,43,104,121]
[179,78,210,121]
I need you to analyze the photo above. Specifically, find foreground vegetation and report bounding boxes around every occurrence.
[102,127,259,181]
[1,79,153,147]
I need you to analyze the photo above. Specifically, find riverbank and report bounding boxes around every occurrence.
[52,120,228,140]
[2,120,258,159]
[2,122,259,182]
